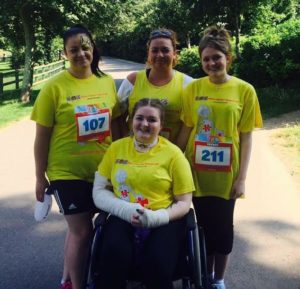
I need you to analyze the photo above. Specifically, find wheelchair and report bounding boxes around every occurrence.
[84,208,209,289]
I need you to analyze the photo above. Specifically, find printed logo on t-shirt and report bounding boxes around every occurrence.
[116,159,129,164]
[195,96,208,101]
[115,169,149,207]
[193,105,232,172]
[66,95,81,102]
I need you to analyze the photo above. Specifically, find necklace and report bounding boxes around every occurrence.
[134,138,158,152]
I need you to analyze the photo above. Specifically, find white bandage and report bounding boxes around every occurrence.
[93,172,143,223]
[137,208,169,228]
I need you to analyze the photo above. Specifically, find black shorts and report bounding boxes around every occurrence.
[193,196,236,255]
[50,180,97,215]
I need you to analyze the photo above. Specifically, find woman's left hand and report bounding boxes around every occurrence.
[230,179,245,199]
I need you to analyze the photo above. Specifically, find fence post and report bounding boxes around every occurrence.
[15,70,19,89]
[0,73,3,95]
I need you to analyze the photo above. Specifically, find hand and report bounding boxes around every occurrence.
[133,207,169,228]
[230,178,245,199]
[131,209,145,227]
[35,176,49,202]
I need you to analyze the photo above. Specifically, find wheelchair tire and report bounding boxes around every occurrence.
[198,226,209,289]
[190,225,203,289]
[84,226,103,289]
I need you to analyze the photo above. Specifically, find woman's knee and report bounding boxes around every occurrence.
[65,213,93,240]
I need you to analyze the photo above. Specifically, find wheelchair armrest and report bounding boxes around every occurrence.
[186,208,197,230]
[94,210,109,227]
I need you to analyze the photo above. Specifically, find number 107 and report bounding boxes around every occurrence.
[83,117,105,131]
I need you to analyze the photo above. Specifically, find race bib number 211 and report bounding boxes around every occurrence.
[194,141,232,172]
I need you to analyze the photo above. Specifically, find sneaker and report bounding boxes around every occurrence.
[60,280,72,289]
[211,282,226,289]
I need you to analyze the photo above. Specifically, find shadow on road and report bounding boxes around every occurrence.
[1,192,299,289]
[0,192,66,289]
[229,220,300,289]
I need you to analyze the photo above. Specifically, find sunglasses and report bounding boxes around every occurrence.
[150,30,172,39]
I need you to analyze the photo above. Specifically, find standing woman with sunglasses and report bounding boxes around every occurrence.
[31,24,120,289]
[177,26,263,289]
[117,28,193,143]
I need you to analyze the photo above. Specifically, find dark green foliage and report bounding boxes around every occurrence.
[257,84,300,118]
[235,19,300,88]
[103,27,149,63]
[176,46,204,78]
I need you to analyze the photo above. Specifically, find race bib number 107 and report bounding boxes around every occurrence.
[75,105,110,142]
[194,141,232,172]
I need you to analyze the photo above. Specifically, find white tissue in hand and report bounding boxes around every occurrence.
[34,194,52,222]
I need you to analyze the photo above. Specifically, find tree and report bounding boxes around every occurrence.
[0,0,129,101]
[0,0,67,101]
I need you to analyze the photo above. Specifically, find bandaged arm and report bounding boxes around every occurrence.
[93,172,143,223]
[136,192,192,228]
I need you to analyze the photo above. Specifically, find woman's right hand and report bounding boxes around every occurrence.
[132,208,169,228]
[35,176,49,202]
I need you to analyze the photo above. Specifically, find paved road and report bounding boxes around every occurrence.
[0,57,299,289]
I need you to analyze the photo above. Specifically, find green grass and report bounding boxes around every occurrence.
[272,123,300,176]
[0,61,11,71]
[0,87,41,128]
[273,123,300,151]
[0,100,33,127]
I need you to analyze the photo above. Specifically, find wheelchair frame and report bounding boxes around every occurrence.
[84,208,209,289]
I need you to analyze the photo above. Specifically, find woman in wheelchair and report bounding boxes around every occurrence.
[92,98,195,289]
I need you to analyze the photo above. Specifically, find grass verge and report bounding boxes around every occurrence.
[0,88,40,128]
[270,122,300,179]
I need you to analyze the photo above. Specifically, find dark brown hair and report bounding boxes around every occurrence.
[146,28,178,67]
[132,98,165,125]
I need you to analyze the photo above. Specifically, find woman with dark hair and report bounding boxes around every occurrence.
[31,24,120,289]
[93,98,195,289]
[117,28,193,143]
[177,26,263,289]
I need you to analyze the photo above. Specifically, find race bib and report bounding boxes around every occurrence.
[75,105,110,142]
[194,141,232,172]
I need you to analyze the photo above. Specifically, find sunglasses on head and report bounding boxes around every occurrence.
[150,30,172,39]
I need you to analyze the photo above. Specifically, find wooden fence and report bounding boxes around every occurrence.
[0,59,65,95]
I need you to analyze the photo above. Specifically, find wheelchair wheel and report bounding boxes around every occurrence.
[83,211,109,289]
[186,208,209,289]
[189,224,202,289]
[84,225,104,289]
[182,277,192,289]
[198,226,209,289]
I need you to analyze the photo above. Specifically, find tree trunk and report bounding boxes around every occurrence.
[234,0,241,60]
[19,2,34,102]
[186,32,191,49]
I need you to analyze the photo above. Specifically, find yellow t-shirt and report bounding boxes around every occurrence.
[31,70,121,182]
[128,70,186,142]
[98,136,195,210]
[181,76,263,199]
